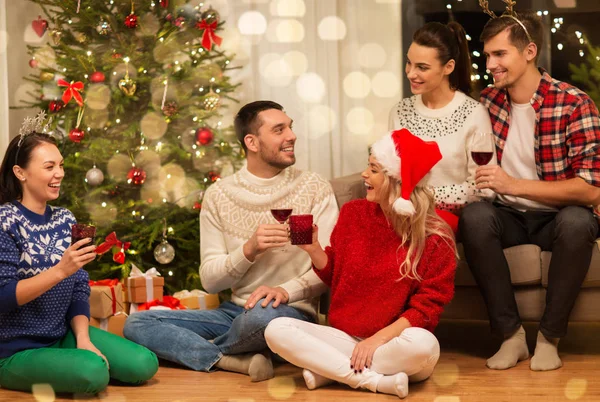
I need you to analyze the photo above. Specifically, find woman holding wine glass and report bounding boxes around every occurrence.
[389,21,496,227]
[0,113,158,395]
[265,129,457,399]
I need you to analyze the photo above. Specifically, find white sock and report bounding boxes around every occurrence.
[376,372,409,399]
[530,331,562,371]
[486,325,529,370]
[302,368,334,390]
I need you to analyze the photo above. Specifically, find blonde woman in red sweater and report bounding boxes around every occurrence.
[265,129,457,399]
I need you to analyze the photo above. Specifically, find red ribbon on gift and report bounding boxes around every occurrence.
[195,19,222,50]
[95,232,131,264]
[89,278,120,315]
[58,79,84,106]
[137,295,186,311]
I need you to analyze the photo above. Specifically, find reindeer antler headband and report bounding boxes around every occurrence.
[479,0,533,43]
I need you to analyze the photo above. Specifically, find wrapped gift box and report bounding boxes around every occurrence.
[173,289,220,310]
[124,276,164,303]
[89,280,125,319]
[90,313,128,337]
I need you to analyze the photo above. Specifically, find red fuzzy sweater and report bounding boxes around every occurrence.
[315,199,457,338]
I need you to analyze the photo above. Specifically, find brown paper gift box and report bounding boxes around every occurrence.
[90,314,128,338]
[123,276,164,303]
[179,293,220,310]
[89,283,125,319]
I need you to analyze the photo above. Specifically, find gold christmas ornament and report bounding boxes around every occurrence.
[118,76,137,96]
[49,28,62,45]
[40,71,55,81]
[200,7,220,25]
[74,32,87,43]
[218,141,233,155]
[201,89,221,111]
[118,58,136,96]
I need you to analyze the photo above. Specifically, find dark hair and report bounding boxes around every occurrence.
[234,100,284,153]
[0,132,57,204]
[480,11,544,62]
[412,21,472,95]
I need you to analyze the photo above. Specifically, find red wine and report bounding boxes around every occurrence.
[471,151,493,166]
[271,209,293,223]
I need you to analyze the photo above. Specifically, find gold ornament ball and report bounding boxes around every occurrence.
[200,7,220,24]
[40,71,55,82]
[118,77,137,96]
[218,141,233,155]
[74,32,87,43]
[201,90,221,111]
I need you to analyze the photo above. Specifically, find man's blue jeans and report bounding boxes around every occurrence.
[123,299,313,371]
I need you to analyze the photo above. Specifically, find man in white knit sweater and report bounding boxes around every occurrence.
[124,101,339,381]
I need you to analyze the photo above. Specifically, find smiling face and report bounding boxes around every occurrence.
[405,42,454,95]
[249,108,297,170]
[483,28,535,90]
[13,142,64,206]
[361,155,388,205]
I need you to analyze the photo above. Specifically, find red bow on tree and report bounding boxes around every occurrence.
[138,295,187,311]
[58,79,84,106]
[195,19,222,50]
[96,232,131,264]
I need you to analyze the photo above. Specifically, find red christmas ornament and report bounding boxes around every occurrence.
[29,59,38,68]
[112,53,122,59]
[32,16,48,37]
[195,127,214,146]
[69,128,85,143]
[48,100,64,113]
[89,71,105,83]
[208,171,220,183]
[160,0,169,8]
[124,13,138,28]
[127,167,147,185]
[193,202,202,210]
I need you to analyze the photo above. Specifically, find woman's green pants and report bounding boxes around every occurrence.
[0,326,158,394]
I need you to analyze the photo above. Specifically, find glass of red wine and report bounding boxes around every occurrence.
[470,131,495,195]
[270,208,293,252]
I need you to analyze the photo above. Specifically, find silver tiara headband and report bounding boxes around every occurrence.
[14,110,53,165]
[479,0,534,44]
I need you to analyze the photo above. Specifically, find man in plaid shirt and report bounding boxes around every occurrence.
[459,10,600,372]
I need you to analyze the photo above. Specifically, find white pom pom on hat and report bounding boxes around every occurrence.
[370,128,442,215]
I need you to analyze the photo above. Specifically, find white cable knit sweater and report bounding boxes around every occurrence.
[199,165,339,317]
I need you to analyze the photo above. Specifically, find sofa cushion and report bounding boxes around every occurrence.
[330,173,366,208]
[455,244,542,286]
[541,240,600,288]
[442,286,547,321]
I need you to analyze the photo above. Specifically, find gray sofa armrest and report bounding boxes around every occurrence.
[330,173,366,208]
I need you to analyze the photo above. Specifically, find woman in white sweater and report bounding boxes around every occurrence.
[389,21,495,219]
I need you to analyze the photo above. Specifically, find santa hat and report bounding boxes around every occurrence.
[370,129,442,215]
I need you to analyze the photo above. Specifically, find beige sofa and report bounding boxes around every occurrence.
[329,173,600,322]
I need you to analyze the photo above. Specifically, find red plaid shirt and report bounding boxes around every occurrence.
[480,69,600,186]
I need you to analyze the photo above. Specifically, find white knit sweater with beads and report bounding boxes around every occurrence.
[389,91,496,213]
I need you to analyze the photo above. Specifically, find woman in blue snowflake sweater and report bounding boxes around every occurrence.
[0,115,158,395]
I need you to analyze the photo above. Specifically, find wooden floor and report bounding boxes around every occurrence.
[1,321,599,401]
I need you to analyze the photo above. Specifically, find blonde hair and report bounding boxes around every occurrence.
[379,173,457,281]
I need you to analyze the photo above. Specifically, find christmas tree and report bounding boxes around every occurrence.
[20,0,242,293]
[569,40,600,106]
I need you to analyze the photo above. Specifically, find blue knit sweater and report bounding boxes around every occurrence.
[0,201,90,358]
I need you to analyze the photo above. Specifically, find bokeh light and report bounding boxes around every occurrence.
[346,107,375,135]
[358,43,387,68]
[238,11,267,35]
[565,378,588,400]
[307,105,336,139]
[141,112,168,140]
[318,16,347,40]
[283,51,308,76]
[267,376,297,400]
[270,0,306,17]
[343,71,371,99]
[296,72,326,103]
[372,71,400,98]
[431,363,460,387]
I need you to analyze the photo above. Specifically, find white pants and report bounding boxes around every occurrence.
[265,317,440,392]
